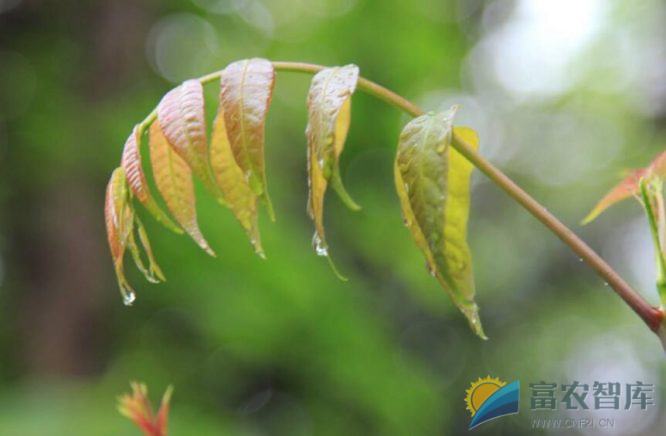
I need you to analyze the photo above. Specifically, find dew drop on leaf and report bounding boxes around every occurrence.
[312,233,329,257]
[123,290,136,306]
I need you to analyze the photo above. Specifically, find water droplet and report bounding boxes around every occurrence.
[123,290,136,306]
[578,258,583,262]
[604,282,609,287]
[312,233,328,257]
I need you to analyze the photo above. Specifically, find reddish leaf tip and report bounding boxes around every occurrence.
[118,382,173,436]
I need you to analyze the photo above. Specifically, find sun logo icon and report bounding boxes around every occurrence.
[465,376,506,416]
[465,376,520,430]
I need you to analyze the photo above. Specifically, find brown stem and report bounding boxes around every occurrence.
[454,136,663,332]
[136,61,664,335]
[273,61,664,333]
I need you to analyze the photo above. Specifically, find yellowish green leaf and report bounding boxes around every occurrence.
[394,109,485,338]
[210,107,264,257]
[149,121,215,256]
[305,64,360,263]
[219,58,275,220]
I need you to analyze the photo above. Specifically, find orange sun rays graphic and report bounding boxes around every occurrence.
[465,376,506,416]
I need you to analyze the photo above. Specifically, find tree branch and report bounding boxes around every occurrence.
[134,60,664,338]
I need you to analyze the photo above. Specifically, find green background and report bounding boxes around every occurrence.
[1,0,665,434]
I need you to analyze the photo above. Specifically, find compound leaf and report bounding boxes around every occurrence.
[306,64,360,261]
[149,121,215,256]
[157,80,223,204]
[395,109,485,338]
[121,126,182,234]
[219,58,275,220]
[210,107,264,257]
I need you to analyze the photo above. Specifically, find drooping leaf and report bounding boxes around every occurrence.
[210,106,264,257]
[127,232,157,284]
[104,167,136,305]
[306,137,328,255]
[149,121,215,256]
[330,99,360,208]
[156,80,224,204]
[105,166,165,303]
[127,215,166,284]
[305,134,348,281]
[582,150,666,225]
[121,126,182,234]
[219,58,275,220]
[305,64,360,262]
[118,382,173,436]
[394,109,485,338]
